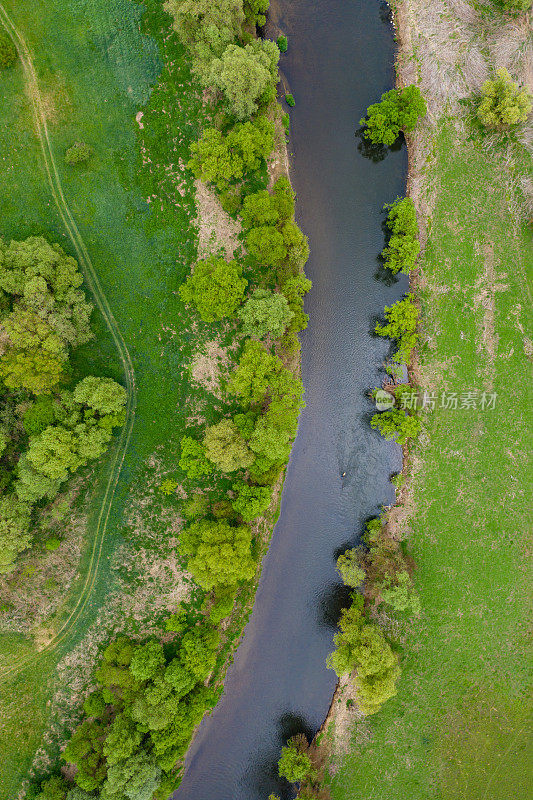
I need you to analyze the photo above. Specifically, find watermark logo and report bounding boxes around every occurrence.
[375,389,395,411]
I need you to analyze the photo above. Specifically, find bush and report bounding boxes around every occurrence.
[179,436,213,479]
[45,536,61,551]
[278,736,312,783]
[179,518,256,589]
[189,117,275,192]
[277,35,288,53]
[336,548,365,588]
[23,396,55,436]
[494,0,532,11]
[375,294,419,364]
[370,408,421,445]
[65,142,93,166]
[179,255,247,322]
[381,197,420,274]
[203,419,255,472]
[183,492,209,520]
[0,494,32,573]
[208,40,279,120]
[285,93,295,107]
[476,68,532,128]
[361,85,427,145]
[238,288,294,339]
[0,30,17,69]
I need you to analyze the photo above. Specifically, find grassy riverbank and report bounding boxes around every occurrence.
[330,1,532,798]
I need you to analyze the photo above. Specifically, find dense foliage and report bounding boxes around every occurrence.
[208,39,279,119]
[0,236,126,573]
[476,68,532,128]
[361,85,427,145]
[375,293,419,365]
[178,255,247,321]
[381,197,420,274]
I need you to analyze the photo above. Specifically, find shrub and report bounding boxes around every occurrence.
[65,142,93,166]
[238,288,294,339]
[0,494,32,573]
[179,255,247,322]
[231,481,272,521]
[189,117,275,191]
[45,537,61,551]
[179,436,213,479]
[179,519,255,589]
[375,294,419,364]
[246,225,287,266]
[370,408,421,445]
[208,39,279,120]
[476,68,532,128]
[23,396,55,436]
[277,35,288,52]
[183,492,209,520]
[285,93,296,107]
[0,30,17,69]
[203,419,255,472]
[361,85,427,145]
[379,571,421,616]
[381,197,420,274]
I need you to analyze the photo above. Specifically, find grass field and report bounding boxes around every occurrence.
[0,0,227,792]
[330,121,532,799]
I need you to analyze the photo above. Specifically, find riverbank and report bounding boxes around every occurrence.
[326,0,532,797]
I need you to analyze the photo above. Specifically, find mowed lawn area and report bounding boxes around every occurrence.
[331,122,532,799]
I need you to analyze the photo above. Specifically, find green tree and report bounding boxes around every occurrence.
[244,0,270,26]
[103,713,143,766]
[62,719,107,792]
[36,777,67,800]
[189,117,275,191]
[240,189,280,228]
[375,294,419,364]
[370,408,421,445]
[179,435,213,479]
[272,176,295,220]
[179,518,255,589]
[278,737,312,783]
[178,623,220,680]
[0,309,66,394]
[336,548,365,588]
[65,142,93,166]
[495,0,532,13]
[15,453,61,504]
[379,570,420,616]
[231,481,272,520]
[73,376,127,416]
[101,752,161,800]
[23,396,55,435]
[361,85,427,145]
[208,40,279,119]
[238,289,294,339]
[129,640,166,681]
[228,340,284,404]
[0,494,32,573]
[281,274,312,332]
[381,197,420,274]
[476,68,532,128]
[246,225,287,266]
[203,418,255,472]
[281,220,310,270]
[179,255,247,322]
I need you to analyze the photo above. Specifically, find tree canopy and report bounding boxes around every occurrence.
[361,85,427,145]
[208,39,279,119]
[477,68,532,128]
[238,289,294,339]
[179,518,255,589]
[179,255,247,322]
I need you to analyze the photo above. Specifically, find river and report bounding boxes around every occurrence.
[174,1,407,797]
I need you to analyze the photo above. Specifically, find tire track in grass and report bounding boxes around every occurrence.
[0,5,137,682]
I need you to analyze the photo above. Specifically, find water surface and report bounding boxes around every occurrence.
[175,1,407,797]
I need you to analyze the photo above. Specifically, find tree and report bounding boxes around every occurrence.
[381,197,420,274]
[244,0,270,26]
[238,289,294,339]
[15,453,61,504]
[0,30,17,69]
[370,408,421,445]
[62,719,107,791]
[23,396,55,435]
[178,623,220,680]
[103,713,143,766]
[272,176,295,221]
[379,571,421,616]
[189,117,275,191]
[246,225,287,266]
[36,777,67,800]
[228,340,284,404]
[101,752,161,800]
[179,255,247,322]
[73,376,127,416]
[208,40,279,120]
[476,68,532,128]
[281,221,310,270]
[203,418,255,472]
[129,640,166,681]
[179,435,213,479]
[240,189,280,228]
[0,309,66,394]
[0,494,32,573]
[278,737,312,783]
[336,549,365,589]
[281,274,312,332]
[231,481,272,520]
[375,294,419,364]
[65,142,93,166]
[179,518,255,589]
[361,85,427,145]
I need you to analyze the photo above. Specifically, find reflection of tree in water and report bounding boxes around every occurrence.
[355,125,404,163]
[317,582,353,628]
[379,0,393,25]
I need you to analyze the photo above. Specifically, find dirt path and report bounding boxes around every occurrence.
[0,5,137,682]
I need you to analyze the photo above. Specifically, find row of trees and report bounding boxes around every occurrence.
[0,236,127,573]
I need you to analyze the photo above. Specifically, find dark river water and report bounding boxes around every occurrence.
[174,1,407,797]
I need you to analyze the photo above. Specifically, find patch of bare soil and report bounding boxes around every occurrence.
[195,179,242,259]
[190,337,232,398]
